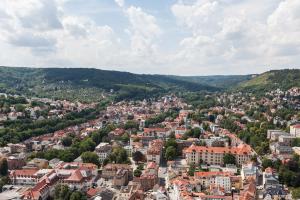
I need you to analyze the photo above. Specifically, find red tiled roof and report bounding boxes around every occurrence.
[184,144,252,155]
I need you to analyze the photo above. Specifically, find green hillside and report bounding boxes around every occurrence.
[237,69,300,92]
[0,67,218,102]
[170,75,253,89]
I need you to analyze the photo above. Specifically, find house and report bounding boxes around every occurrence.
[94,143,112,163]
[290,124,300,137]
[10,169,40,185]
[175,127,187,135]
[143,128,171,139]
[133,162,159,191]
[117,182,144,200]
[184,144,253,166]
[194,171,232,193]
[113,168,129,188]
[269,143,293,155]
[25,158,49,169]
[263,167,279,188]
[146,139,164,164]
[267,130,289,141]
[241,162,258,181]
[7,156,26,170]
[102,164,132,180]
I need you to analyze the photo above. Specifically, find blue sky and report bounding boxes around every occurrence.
[0,0,299,75]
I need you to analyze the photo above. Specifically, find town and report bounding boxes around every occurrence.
[0,86,299,200]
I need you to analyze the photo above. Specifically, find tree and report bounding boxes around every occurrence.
[292,187,300,199]
[81,152,100,166]
[70,191,87,200]
[108,147,130,164]
[188,164,195,176]
[124,120,139,130]
[15,104,25,112]
[262,158,273,170]
[54,184,71,200]
[132,151,144,163]
[0,158,8,176]
[62,136,73,147]
[223,153,236,165]
[165,146,176,161]
[134,169,142,177]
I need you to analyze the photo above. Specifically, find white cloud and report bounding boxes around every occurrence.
[125,6,162,57]
[170,0,300,74]
[115,0,125,8]
[0,0,299,75]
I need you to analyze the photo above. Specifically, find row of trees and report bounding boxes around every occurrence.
[0,108,99,146]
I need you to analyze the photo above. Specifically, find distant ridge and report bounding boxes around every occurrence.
[237,69,300,92]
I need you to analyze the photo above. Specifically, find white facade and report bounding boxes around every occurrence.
[215,176,231,193]
[290,125,300,138]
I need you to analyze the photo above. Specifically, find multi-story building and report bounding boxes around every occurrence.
[241,162,258,181]
[194,171,232,193]
[102,164,132,180]
[290,124,300,137]
[184,144,253,166]
[94,142,112,163]
[146,139,164,164]
[113,168,129,187]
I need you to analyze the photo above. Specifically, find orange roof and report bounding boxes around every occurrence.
[194,171,232,177]
[10,169,39,177]
[184,144,252,155]
[65,169,83,182]
[87,188,99,198]
[147,162,157,169]
[144,128,169,133]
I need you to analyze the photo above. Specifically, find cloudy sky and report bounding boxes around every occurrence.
[0,0,299,75]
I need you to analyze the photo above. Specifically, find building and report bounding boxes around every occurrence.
[184,144,253,166]
[133,162,159,191]
[267,130,289,141]
[175,127,187,135]
[113,168,129,187]
[290,124,300,137]
[102,164,132,180]
[143,128,171,139]
[263,167,279,188]
[194,171,232,193]
[278,135,295,146]
[146,139,164,164]
[241,162,258,181]
[94,142,112,163]
[24,158,49,169]
[10,169,39,185]
[7,156,26,170]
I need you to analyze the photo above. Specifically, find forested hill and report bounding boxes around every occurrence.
[0,67,218,101]
[237,69,300,93]
[169,75,253,89]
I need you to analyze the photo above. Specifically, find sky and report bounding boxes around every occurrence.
[0,0,300,75]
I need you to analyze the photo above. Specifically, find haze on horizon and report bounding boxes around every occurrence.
[0,0,300,76]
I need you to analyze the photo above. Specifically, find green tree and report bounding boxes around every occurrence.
[62,136,73,147]
[292,187,300,199]
[188,164,195,176]
[132,151,144,163]
[54,184,71,200]
[15,104,25,112]
[108,147,130,164]
[124,120,139,130]
[165,146,176,161]
[134,169,142,177]
[0,158,8,176]
[262,158,273,170]
[81,152,100,166]
[223,153,236,165]
[70,191,86,200]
